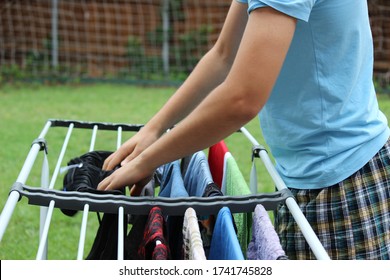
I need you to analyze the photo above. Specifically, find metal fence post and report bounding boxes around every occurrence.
[162,0,170,78]
[51,0,59,69]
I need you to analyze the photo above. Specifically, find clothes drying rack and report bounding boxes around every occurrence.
[0,119,331,260]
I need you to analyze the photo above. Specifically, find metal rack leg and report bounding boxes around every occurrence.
[0,121,52,242]
[36,123,74,260]
[240,127,331,260]
[77,125,98,260]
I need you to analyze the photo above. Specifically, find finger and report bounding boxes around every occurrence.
[102,153,115,170]
[105,153,123,170]
[100,166,136,191]
[99,177,122,191]
[120,152,138,166]
[104,148,131,170]
[97,176,111,191]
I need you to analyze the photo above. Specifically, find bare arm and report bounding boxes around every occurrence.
[99,7,296,192]
[103,0,248,170]
[144,1,249,136]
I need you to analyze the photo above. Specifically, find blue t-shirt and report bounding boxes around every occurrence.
[236,0,389,189]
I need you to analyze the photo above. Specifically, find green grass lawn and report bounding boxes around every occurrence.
[0,83,268,259]
[1,84,390,260]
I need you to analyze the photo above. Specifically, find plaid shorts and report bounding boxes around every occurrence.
[275,138,390,260]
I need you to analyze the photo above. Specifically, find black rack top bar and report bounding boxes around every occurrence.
[49,119,144,132]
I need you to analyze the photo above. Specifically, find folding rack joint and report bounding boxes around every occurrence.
[252,144,267,161]
[32,138,48,154]
[9,182,24,201]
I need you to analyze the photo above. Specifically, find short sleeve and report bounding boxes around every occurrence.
[235,0,248,3]
[247,0,316,22]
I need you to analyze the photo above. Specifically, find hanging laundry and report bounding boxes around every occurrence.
[247,204,288,260]
[58,150,126,259]
[124,215,148,260]
[159,160,188,198]
[60,150,124,216]
[202,182,224,198]
[183,152,221,258]
[180,153,193,177]
[199,182,223,258]
[208,141,229,189]
[60,150,162,260]
[86,169,159,260]
[138,207,170,260]
[124,174,158,260]
[220,152,231,195]
[159,160,189,260]
[182,208,207,260]
[159,153,221,259]
[221,152,252,257]
[85,212,127,260]
[183,151,214,197]
[208,207,244,260]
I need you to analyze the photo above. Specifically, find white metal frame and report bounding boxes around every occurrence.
[0,119,330,260]
[240,127,330,260]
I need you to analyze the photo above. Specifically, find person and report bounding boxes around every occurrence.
[97,0,390,260]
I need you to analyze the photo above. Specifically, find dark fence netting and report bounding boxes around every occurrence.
[0,0,388,86]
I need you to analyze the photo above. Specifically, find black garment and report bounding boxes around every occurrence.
[124,215,148,260]
[86,212,127,260]
[59,150,127,259]
[203,182,223,197]
[61,150,124,216]
[180,154,193,177]
[90,173,160,260]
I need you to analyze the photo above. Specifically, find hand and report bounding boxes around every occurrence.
[98,156,154,195]
[102,127,160,171]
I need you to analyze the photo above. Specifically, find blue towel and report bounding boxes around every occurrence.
[208,207,244,260]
